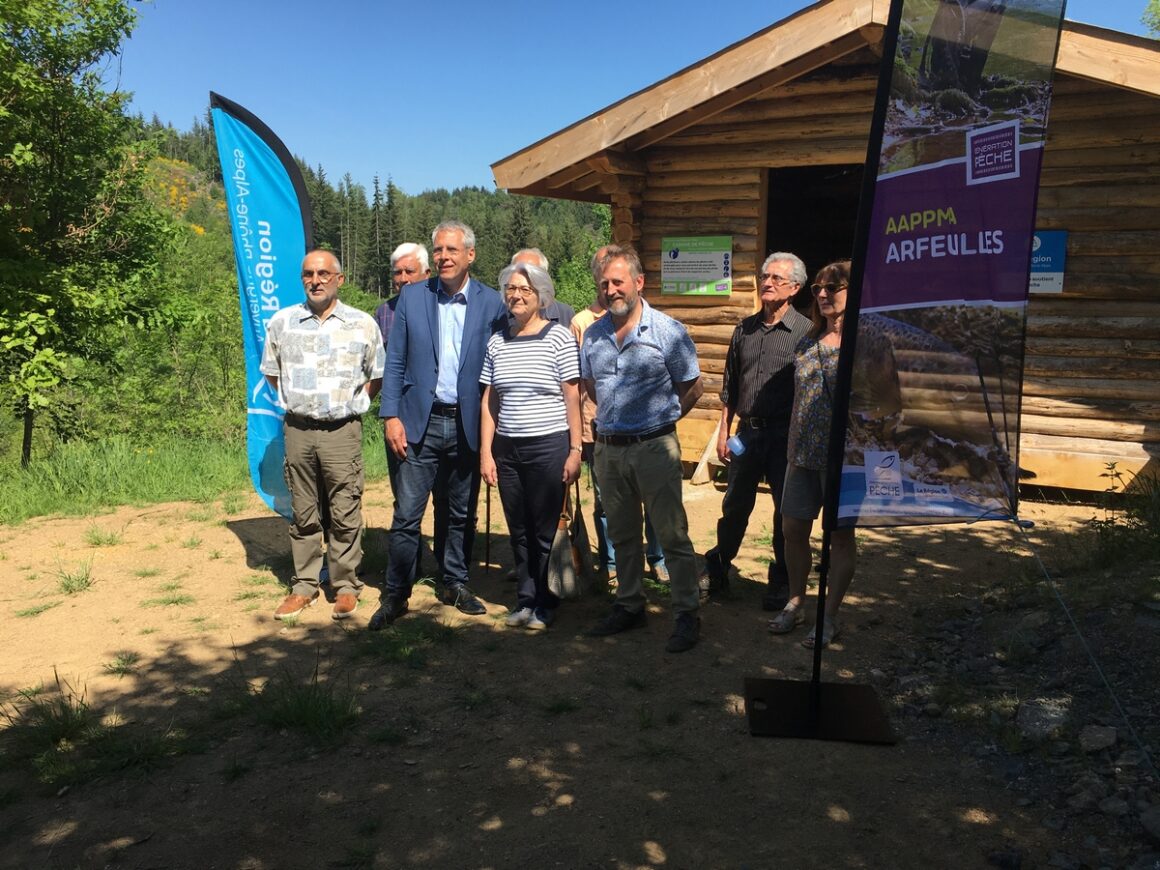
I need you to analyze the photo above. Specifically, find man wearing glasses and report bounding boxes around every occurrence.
[372,220,507,629]
[701,252,813,612]
[262,249,385,621]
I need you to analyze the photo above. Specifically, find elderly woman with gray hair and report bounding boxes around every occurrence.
[480,261,583,631]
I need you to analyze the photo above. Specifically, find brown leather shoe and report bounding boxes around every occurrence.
[331,593,359,620]
[273,592,318,620]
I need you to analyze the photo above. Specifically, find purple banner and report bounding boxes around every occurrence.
[837,0,1067,527]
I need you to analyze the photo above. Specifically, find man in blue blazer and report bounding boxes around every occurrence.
[372,220,506,629]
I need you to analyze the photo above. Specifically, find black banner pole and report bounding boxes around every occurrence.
[745,0,905,745]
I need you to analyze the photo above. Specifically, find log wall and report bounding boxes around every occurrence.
[630,62,1160,489]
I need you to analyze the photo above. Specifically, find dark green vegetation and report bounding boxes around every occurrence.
[0,0,608,486]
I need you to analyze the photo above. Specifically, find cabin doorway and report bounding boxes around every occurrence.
[765,164,864,310]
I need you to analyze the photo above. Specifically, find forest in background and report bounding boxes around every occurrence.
[0,0,608,469]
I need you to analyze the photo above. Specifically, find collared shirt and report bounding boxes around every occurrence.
[570,306,603,443]
[719,306,813,427]
[435,278,471,403]
[260,300,385,421]
[580,300,700,435]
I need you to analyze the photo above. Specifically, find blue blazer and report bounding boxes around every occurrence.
[380,276,505,452]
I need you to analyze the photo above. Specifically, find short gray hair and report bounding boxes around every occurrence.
[762,252,807,286]
[511,247,549,271]
[498,262,555,311]
[432,220,475,250]
[391,242,429,271]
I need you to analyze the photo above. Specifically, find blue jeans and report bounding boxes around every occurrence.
[385,413,479,600]
[585,445,664,573]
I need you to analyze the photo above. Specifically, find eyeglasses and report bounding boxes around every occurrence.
[810,283,849,296]
[503,284,536,297]
[302,270,341,283]
[760,273,798,288]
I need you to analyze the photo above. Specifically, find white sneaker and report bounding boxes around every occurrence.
[505,607,534,627]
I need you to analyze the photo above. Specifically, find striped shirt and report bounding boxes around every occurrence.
[481,322,580,438]
[719,306,813,427]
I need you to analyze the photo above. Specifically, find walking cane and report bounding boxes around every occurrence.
[484,483,492,576]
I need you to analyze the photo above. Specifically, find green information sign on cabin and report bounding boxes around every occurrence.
[660,236,732,296]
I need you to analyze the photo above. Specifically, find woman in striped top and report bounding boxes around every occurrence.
[480,262,583,631]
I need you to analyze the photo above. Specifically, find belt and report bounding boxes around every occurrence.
[740,416,769,429]
[431,402,459,418]
[284,413,358,430]
[595,423,676,446]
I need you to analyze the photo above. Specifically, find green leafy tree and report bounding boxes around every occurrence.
[1145,0,1160,35]
[0,0,174,465]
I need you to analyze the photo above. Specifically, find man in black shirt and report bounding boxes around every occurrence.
[702,252,812,611]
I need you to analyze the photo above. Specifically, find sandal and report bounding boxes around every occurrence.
[802,616,839,649]
[767,602,804,634]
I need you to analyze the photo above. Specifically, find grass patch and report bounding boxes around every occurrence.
[133,567,162,578]
[141,592,195,607]
[255,661,360,744]
[180,535,203,549]
[208,549,223,560]
[102,652,141,677]
[84,525,123,547]
[186,506,215,523]
[220,493,246,515]
[56,560,94,595]
[355,619,459,669]
[15,600,61,618]
[0,435,253,525]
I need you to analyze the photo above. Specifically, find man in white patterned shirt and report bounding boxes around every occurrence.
[261,249,385,621]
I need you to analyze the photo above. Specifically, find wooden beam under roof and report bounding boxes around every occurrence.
[1057,22,1160,98]
[623,28,881,152]
[491,0,888,192]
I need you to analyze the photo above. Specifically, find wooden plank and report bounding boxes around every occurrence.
[1026,315,1160,339]
[694,342,731,359]
[1035,275,1160,299]
[1034,208,1160,232]
[1022,376,1160,402]
[646,139,869,172]
[1018,413,1155,442]
[638,217,761,235]
[712,88,875,124]
[1045,91,1160,123]
[663,113,874,148]
[1039,166,1160,186]
[1023,355,1160,379]
[1028,299,1160,317]
[1036,185,1160,209]
[1044,117,1160,150]
[1062,231,1160,256]
[647,168,764,188]
[1041,143,1160,168]
[624,30,878,152]
[1064,254,1160,277]
[642,185,762,203]
[1025,337,1160,359]
[1021,395,1160,422]
[643,201,763,219]
[1056,22,1160,99]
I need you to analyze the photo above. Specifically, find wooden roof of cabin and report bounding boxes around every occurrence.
[491,0,1160,202]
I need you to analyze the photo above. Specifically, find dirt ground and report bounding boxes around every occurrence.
[0,475,1126,868]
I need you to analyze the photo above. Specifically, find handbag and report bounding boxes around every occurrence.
[547,480,594,600]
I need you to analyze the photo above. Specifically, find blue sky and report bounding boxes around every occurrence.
[114,0,1152,196]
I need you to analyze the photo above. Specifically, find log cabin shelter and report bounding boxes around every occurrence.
[491,0,1160,493]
